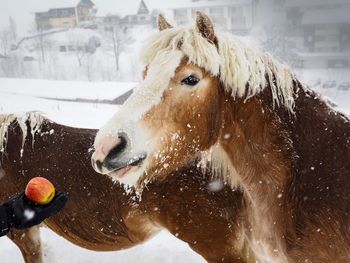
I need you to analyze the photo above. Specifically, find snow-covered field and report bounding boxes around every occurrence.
[0,78,205,263]
[0,76,349,263]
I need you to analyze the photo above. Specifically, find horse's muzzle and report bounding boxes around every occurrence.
[91,133,147,175]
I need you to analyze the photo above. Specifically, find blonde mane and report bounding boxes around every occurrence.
[0,112,45,158]
[140,27,296,110]
[199,144,242,189]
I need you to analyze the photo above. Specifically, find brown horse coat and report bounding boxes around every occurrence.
[92,13,350,262]
[0,113,251,263]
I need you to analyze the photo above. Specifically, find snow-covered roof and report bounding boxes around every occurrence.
[296,52,350,59]
[32,0,156,18]
[32,0,80,13]
[96,0,152,17]
[19,28,102,47]
[78,0,95,6]
[286,0,349,7]
[168,0,252,9]
[48,28,102,44]
[33,0,95,13]
[302,8,350,25]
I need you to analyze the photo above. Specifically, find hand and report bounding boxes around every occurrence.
[4,191,67,229]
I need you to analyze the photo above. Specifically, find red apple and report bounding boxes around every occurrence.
[25,177,55,205]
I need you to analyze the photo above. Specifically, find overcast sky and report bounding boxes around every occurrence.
[0,0,173,37]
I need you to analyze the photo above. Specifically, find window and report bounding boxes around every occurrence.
[314,35,326,42]
[59,46,67,52]
[232,16,245,25]
[174,9,187,17]
[51,9,58,17]
[210,7,222,17]
[229,7,237,15]
[61,10,68,16]
[273,0,283,11]
[328,59,349,68]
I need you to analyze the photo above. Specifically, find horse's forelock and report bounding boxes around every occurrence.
[140,28,221,76]
[140,27,296,111]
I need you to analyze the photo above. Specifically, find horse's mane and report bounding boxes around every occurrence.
[199,144,242,189]
[140,27,296,110]
[0,112,45,157]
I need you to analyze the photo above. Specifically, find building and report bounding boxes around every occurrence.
[120,0,154,27]
[101,0,156,29]
[35,0,97,31]
[35,7,77,30]
[170,0,254,34]
[77,0,97,22]
[285,0,350,68]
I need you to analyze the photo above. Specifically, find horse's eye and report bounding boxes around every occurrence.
[181,75,200,87]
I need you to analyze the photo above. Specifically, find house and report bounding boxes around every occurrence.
[170,0,254,34]
[35,0,97,31]
[120,0,154,27]
[77,0,97,23]
[285,0,350,68]
[35,7,77,30]
[101,0,156,29]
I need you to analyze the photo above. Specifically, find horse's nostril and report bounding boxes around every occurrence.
[91,157,103,173]
[94,160,103,171]
[105,135,128,162]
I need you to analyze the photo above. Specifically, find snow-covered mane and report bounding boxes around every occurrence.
[140,27,296,110]
[0,112,45,156]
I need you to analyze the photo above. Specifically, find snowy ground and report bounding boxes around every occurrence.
[295,68,350,113]
[0,78,205,263]
[0,77,349,263]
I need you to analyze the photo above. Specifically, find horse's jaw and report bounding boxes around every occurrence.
[106,160,148,189]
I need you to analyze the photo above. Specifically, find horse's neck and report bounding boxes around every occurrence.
[218,93,294,253]
[219,94,293,201]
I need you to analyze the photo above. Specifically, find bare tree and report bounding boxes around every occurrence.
[38,30,46,63]
[0,17,18,56]
[0,28,11,56]
[69,31,100,68]
[255,23,298,68]
[9,17,17,43]
[103,18,135,73]
[27,24,49,64]
[76,45,86,67]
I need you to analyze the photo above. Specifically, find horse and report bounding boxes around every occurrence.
[0,112,250,263]
[92,13,350,262]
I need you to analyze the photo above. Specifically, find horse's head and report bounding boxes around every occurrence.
[91,13,224,189]
[91,12,295,190]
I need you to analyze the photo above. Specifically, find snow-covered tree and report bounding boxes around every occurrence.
[103,18,135,73]
[258,23,297,67]
[9,17,17,43]
[0,28,11,56]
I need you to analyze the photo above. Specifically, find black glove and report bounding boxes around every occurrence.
[3,191,67,230]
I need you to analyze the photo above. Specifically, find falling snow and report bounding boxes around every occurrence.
[23,209,35,220]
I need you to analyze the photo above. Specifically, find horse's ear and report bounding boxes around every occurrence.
[195,11,217,46]
[158,14,173,31]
